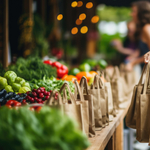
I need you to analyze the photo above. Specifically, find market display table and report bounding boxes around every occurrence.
[87,101,130,150]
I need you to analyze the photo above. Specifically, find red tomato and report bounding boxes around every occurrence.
[43,60,53,65]
[6,100,21,107]
[52,62,62,69]
[6,100,16,105]
[13,101,22,107]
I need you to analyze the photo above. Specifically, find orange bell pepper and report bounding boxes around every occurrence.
[62,75,77,82]
[76,72,92,81]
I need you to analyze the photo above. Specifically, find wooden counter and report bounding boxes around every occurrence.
[87,101,130,150]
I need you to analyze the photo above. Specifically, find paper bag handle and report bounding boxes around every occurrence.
[45,91,63,105]
[138,63,147,85]
[91,74,104,89]
[142,62,150,94]
[59,82,76,104]
[79,76,89,95]
[74,79,85,101]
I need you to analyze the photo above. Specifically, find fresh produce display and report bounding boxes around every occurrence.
[25,87,53,104]
[29,76,75,97]
[8,57,57,81]
[82,59,108,70]
[0,106,90,150]
[44,60,68,78]
[0,71,31,93]
[0,89,27,106]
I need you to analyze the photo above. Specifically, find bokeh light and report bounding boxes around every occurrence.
[79,13,86,20]
[77,1,83,7]
[91,16,99,23]
[57,14,63,20]
[76,19,82,25]
[71,1,78,7]
[80,26,88,34]
[71,27,78,34]
[86,2,93,9]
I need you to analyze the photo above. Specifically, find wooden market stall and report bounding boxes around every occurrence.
[87,101,130,150]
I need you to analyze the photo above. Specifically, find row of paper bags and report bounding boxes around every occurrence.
[45,64,137,137]
[126,62,150,144]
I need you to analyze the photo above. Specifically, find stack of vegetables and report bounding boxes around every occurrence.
[0,106,90,150]
[0,71,31,93]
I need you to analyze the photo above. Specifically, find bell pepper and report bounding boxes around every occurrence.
[0,77,8,90]
[22,82,31,89]
[4,71,17,85]
[5,85,14,92]
[15,77,25,86]
[12,83,21,92]
[43,60,53,65]
[19,87,31,93]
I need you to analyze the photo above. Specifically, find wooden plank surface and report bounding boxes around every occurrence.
[87,101,130,150]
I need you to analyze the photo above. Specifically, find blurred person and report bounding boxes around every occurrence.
[112,21,140,64]
[125,1,150,70]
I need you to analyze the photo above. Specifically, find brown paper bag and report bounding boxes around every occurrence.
[79,76,96,137]
[105,66,127,108]
[104,82,115,117]
[136,62,150,143]
[74,79,89,136]
[88,75,106,130]
[120,63,137,96]
[126,65,146,129]
[60,82,89,136]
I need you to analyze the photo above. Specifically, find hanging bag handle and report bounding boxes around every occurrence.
[74,79,85,101]
[59,82,76,104]
[91,74,103,89]
[45,91,63,106]
[138,63,148,85]
[142,62,150,94]
[80,76,89,95]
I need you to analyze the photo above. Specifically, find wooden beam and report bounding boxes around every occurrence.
[23,0,33,20]
[3,0,9,67]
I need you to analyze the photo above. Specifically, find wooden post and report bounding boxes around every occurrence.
[23,0,33,20]
[3,0,9,67]
[114,121,123,150]
[105,135,115,150]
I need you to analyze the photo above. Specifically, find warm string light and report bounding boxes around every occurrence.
[77,1,83,7]
[79,13,86,20]
[57,14,63,20]
[71,1,78,7]
[80,26,88,34]
[91,16,99,23]
[71,27,78,34]
[86,2,93,9]
[76,19,82,25]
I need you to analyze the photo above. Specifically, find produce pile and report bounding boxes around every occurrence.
[0,106,90,150]
[0,71,31,93]
[8,57,57,81]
